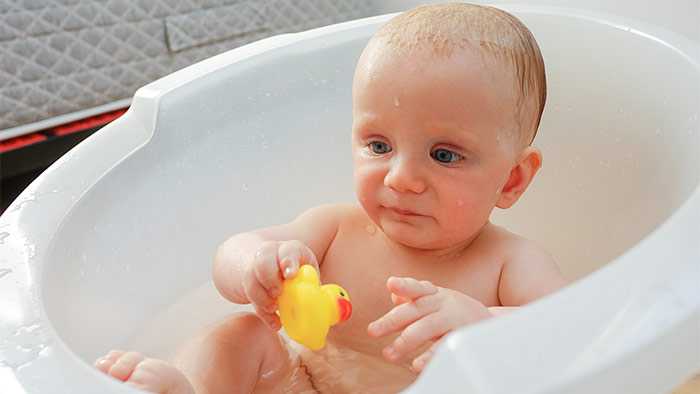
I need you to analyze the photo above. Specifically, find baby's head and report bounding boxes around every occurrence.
[351,3,547,251]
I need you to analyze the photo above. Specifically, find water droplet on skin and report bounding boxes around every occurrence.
[393,97,400,107]
[365,225,376,235]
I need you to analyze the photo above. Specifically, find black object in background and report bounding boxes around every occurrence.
[0,128,100,214]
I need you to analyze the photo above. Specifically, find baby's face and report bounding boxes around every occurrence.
[352,42,521,250]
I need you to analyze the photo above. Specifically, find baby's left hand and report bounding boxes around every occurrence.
[367,277,491,372]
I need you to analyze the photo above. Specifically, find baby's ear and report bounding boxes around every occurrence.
[496,147,542,209]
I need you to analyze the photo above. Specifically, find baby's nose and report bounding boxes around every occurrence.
[384,158,426,194]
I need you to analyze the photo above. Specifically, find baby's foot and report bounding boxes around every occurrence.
[95,350,195,394]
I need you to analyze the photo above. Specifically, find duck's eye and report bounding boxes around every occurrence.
[340,291,345,297]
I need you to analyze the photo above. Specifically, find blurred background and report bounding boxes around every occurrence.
[1,0,697,213]
[0,0,698,391]
[0,0,385,212]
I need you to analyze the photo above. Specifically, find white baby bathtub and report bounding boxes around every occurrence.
[1,2,698,394]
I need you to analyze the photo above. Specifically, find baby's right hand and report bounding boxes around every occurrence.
[243,240,319,330]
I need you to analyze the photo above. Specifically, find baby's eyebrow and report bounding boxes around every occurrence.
[354,113,381,128]
[426,122,478,143]
[353,115,386,134]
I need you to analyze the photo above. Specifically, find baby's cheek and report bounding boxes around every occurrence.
[354,170,378,211]
[353,172,372,201]
[442,197,480,229]
[354,163,383,192]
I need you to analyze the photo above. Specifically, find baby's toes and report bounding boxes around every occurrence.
[94,350,125,373]
[127,359,195,394]
[106,351,145,381]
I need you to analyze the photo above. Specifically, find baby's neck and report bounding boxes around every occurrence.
[381,222,491,262]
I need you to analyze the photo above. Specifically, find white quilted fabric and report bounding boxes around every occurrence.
[0,0,377,133]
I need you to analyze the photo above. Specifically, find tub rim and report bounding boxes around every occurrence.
[0,5,698,393]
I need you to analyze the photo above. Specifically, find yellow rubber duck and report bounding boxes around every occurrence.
[278,265,352,351]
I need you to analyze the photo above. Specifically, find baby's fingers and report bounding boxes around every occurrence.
[367,295,439,338]
[391,294,411,305]
[387,277,438,301]
[253,244,283,298]
[412,341,441,373]
[254,305,281,331]
[278,240,319,279]
[384,312,446,363]
[243,266,277,313]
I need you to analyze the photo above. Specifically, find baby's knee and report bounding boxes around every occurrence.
[210,313,282,351]
[213,313,294,382]
[215,312,271,338]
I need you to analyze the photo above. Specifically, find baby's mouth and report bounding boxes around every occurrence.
[384,206,423,217]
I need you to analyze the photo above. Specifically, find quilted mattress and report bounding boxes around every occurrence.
[0,0,377,140]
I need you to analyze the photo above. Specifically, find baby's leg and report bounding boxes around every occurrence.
[172,312,295,393]
[96,350,195,394]
[96,313,295,394]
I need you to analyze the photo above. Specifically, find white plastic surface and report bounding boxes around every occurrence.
[1,3,698,394]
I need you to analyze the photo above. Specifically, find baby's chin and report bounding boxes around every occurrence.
[377,216,483,253]
[377,218,444,250]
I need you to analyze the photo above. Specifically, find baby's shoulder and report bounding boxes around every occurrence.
[482,224,547,258]
[298,203,365,228]
[484,224,567,305]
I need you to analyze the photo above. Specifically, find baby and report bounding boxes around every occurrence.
[95,3,567,393]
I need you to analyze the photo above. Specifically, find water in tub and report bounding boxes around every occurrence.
[125,281,412,392]
[92,3,700,393]
[117,4,566,392]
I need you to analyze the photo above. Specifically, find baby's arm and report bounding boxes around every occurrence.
[497,239,568,308]
[212,204,344,328]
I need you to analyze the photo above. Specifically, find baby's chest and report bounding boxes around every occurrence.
[320,243,396,340]
[318,228,503,352]
[322,228,502,302]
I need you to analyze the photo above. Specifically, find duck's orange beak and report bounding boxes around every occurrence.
[337,298,352,322]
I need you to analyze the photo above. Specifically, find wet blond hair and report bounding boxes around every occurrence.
[373,3,547,145]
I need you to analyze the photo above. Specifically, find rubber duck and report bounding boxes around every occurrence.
[278,265,352,350]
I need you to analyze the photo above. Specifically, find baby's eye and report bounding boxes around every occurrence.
[431,148,464,164]
[368,141,392,155]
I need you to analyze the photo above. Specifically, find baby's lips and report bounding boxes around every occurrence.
[338,298,352,322]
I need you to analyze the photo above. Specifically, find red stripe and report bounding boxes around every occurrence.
[0,133,47,153]
[52,108,128,136]
[0,108,129,153]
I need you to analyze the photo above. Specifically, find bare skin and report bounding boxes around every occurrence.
[95,18,567,394]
